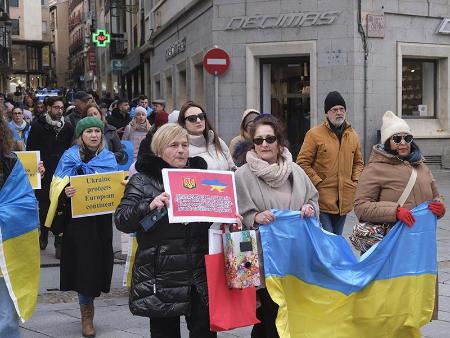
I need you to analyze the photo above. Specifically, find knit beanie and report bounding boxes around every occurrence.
[75,116,104,137]
[380,111,412,144]
[134,106,147,116]
[324,91,346,113]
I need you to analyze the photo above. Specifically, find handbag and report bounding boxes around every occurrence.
[222,229,261,288]
[205,253,260,331]
[349,168,417,252]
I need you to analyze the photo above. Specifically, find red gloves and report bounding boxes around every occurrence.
[428,201,446,218]
[396,207,415,228]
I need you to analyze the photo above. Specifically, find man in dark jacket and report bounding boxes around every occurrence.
[66,91,92,128]
[27,96,74,257]
[106,98,131,139]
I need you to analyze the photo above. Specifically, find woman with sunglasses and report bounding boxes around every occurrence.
[353,111,445,319]
[235,114,319,338]
[354,111,445,240]
[178,101,236,170]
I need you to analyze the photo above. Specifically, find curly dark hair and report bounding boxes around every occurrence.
[249,114,288,154]
[0,116,15,156]
[178,101,223,154]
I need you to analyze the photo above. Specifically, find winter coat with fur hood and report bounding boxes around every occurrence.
[114,154,210,318]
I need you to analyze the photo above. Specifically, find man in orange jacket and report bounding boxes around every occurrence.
[297,91,364,234]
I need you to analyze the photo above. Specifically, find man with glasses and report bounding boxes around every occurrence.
[27,96,74,258]
[297,91,364,235]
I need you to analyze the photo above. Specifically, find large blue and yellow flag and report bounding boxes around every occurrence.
[260,203,436,338]
[0,160,40,321]
[44,145,118,227]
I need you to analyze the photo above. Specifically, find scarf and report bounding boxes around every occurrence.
[44,113,65,133]
[327,118,346,143]
[380,142,423,166]
[11,120,27,131]
[246,147,293,188]
[131,119,150,132]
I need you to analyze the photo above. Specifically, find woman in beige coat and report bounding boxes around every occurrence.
[354,111,445,319]
[235,114,318,338]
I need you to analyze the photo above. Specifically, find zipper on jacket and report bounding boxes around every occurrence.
[152,244,160,294]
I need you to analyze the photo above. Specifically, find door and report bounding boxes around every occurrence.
[260,57,311,159]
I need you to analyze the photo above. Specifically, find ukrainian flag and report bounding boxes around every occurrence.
[44,145,118,227]
[260,203,436,338]
[0,160,39,321]
[123,233,138,288]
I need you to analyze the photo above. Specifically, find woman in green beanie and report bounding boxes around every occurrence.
[48,116,118,337]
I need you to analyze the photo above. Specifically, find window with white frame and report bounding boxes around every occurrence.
[402,59,437,118]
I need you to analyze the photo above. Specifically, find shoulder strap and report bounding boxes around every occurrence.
[397,167,417,207]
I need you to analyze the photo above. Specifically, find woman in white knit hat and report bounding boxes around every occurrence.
[352,111,445,317]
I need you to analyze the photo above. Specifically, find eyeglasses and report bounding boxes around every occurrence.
[52,106,64,110]
[253,135,277,145]
[185,112,206,123]
[329,107,345,114]
[391,135,413,144]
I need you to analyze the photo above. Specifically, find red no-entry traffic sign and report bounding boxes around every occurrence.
[203,48,230,76]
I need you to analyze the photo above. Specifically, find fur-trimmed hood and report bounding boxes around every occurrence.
[135,153,207,181]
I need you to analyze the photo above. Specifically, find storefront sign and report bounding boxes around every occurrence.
[88,47,96,71]
[367,14,384,38]
[225,11,340,30]
[162,169,238,223]
[436,18,450,34]
[70,171,126,218]
[15,151,41,190]
[165,37,186,60]
[111,59,123,71]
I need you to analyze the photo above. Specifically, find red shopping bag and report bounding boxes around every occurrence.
[205,253,260,332]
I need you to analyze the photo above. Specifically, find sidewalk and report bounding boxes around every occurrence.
[21,170,450,338]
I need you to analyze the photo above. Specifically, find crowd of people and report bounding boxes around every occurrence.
[0,88,446,338]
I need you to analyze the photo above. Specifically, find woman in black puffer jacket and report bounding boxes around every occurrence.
[114,123,216,338]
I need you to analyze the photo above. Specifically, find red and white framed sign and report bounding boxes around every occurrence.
[162,169,238,223]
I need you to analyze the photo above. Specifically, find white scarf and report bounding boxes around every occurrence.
[246,147,293,188]
[45,113,65,133]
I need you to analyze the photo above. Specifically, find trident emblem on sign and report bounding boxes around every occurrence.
[183,177,196,189]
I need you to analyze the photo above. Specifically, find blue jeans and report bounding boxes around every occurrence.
[0,277,21,338]
[319,212,347,235]
[78,294,94,305]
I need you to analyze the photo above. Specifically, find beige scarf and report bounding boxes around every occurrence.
[246,147,293,188]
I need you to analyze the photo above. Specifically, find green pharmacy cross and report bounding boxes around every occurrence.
[92,29,111,47]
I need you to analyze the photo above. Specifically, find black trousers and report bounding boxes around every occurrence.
[149,286,217,338]
[251,288,280,338]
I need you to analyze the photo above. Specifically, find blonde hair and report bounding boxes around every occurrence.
[151,123,188,156]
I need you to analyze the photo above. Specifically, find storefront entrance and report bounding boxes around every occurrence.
[260,57,311,159]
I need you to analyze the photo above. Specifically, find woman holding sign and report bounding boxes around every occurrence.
[46,117,117,337]
[115,123,217,338]
[235,114,319,338]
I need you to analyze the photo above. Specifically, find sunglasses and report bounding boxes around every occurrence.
[391,135,413,144]
[185,112,206,123]
[253,135,277,145]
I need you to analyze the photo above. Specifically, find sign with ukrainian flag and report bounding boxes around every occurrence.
[162,169,238,223]
[70,171,126,218]
[0,160,40,322]
[260,203,437,338]
[44,145,118,227]
[15,151,41,189]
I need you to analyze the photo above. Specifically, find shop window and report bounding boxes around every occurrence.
[176,64,187,108]
[10,0,19,7]
[11,19,19,36]
[165,74,173,112]
[27,46,40,71]
[402,59,437,118]
[11,44,26,70]
[193,63,204,106]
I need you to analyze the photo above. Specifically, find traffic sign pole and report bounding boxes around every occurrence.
[203,47,231,134]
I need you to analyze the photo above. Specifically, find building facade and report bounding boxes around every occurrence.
[49,0,70,88]
[9,0,53,91]
[107,0,450,167]
[0,0,12,93]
